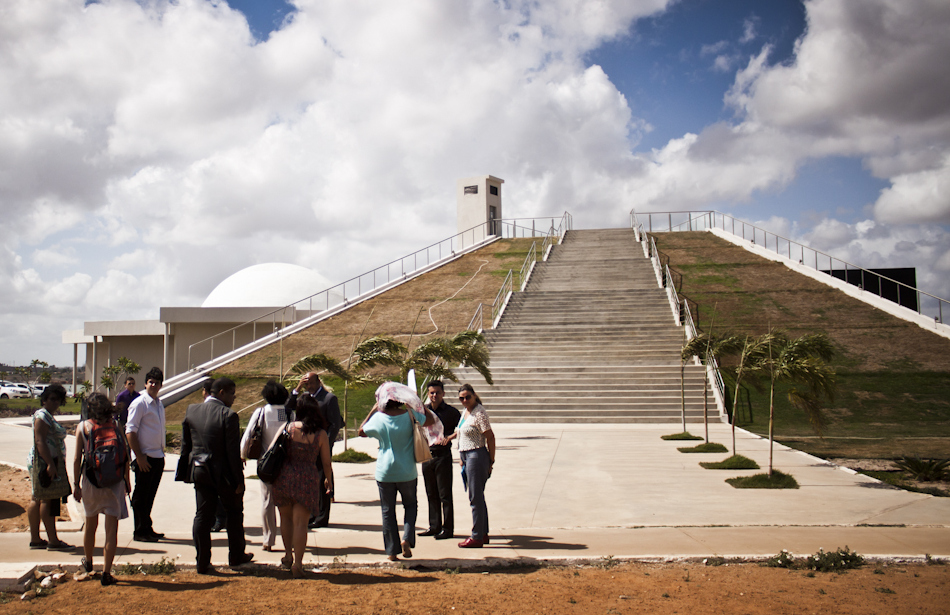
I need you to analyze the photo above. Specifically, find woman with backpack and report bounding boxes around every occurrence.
[72,393,131,586]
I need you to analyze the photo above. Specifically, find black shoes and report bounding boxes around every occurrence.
[210,522,225,532]
[229,553,254,567]
[133,533,160,543]
[418,528,437,537]
[435,530,454,540]
[101,572,117,586]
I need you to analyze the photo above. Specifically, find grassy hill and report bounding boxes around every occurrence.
[164,237,536,437]
[652,231,950,459]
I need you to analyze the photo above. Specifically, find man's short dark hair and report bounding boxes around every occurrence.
[125,377,135,385]
[211,377,235,396]
[262,380,289,405]
[145,367,164,384]
[427,380,444,392]
[202,379,213,395]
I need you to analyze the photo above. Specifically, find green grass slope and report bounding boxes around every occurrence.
[653,231,950,459]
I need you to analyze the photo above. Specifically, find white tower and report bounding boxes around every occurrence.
[457,175,504,246]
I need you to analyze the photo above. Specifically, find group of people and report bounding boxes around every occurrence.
[27,367,496,579]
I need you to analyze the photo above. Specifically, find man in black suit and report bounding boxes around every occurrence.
[176,377,253,573]
[287,372,342,528]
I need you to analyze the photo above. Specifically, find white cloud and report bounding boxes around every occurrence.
[0,0,674,364]
[2,0,950,365]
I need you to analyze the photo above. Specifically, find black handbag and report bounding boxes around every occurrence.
[246,420,263,460]
[257,422,291,484]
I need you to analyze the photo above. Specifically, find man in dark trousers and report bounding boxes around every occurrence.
[176,377,253,573]
[418,380,461,539]
[287,372,342,528]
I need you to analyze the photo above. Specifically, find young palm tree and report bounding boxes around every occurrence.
[728,335,771,456]
[287,330,492,446]
[681,332,744,442]
[756,331,836,476]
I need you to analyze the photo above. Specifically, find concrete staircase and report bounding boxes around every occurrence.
[455,228,716,423]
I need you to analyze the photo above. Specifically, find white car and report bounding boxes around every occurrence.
[31,383,49,398]
[0,383,31,399]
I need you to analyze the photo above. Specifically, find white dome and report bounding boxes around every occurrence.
[202,263,333,308]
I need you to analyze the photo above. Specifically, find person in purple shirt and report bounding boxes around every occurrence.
[114,377,139,428]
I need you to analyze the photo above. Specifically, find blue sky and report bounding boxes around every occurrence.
[2,0,949,365]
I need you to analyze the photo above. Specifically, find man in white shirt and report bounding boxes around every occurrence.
[125,367,166,542]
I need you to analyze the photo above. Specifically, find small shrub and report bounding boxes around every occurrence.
[894,456,949,482]
[765,550,796,569]
[332,449,375,463]
[766,547,865,573]
[661,432,703,441]
[677,442,728,453]
[701,455,760,470]
[803,547,865,573]
[703,556,726,567]
[875,587,896,594]
[117,556,178,576]
[598,555,618,570]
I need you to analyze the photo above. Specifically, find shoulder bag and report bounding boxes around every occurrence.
[257,422,291,484]
[408,410,432,464]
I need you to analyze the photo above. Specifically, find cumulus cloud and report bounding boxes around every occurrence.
[3,0,950,365]
[625,0,950,308]
[0,0,672,363]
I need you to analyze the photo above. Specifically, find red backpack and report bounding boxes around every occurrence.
[83,420,128,488]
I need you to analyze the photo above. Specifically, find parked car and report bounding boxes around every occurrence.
[0,383,31,399]
[31,383,48,398]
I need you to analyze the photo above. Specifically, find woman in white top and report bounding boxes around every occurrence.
[240,380,291,551]
[454,383,495,548]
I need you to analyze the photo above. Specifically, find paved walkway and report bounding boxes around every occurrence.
[1,417,948,580]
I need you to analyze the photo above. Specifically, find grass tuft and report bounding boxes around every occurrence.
[677,442,729,453]
[332,449,376,463]
[726,470,799,489]
[700,454,761,470]
[661,432,704,441]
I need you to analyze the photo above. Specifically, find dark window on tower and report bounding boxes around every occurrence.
[464,185,478,194]
[489,185,499,196]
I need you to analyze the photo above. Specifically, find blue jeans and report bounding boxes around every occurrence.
[461,448,490,540]
[377,480,417,556]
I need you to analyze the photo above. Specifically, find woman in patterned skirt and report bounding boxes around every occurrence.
[271,395,333,577]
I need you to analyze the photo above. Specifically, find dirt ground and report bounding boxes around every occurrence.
[3,463,949,614]
[3,560,948,614]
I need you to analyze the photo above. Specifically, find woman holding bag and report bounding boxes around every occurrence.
[27,384,74,551]
[240,380,291,552]
[270,395,332,578]
[358,382,435,561]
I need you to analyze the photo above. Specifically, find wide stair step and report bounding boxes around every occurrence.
[467,228,717,424]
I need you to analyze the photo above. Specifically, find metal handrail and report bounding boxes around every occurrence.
[491,270,513,328]
[519,241,537,291]
[680,299,727,408]
[631,209,949,324]
[467,303,484,333]
[186,217,548,369]
[634,225,728,419]
[665,264,682,324]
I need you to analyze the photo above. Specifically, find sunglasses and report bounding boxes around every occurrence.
[458,394,472,401]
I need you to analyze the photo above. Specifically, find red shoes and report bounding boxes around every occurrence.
[458,537,485,548]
